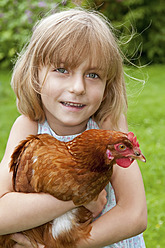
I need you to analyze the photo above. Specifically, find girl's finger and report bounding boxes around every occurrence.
[12,233,45,248]
[12,233,32,247]
[13,245,45,248]
[11,233,30,245]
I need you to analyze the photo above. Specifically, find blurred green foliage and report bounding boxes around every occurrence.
[0,0,165,68]
[0,0,70,68]
[92,0,165,65]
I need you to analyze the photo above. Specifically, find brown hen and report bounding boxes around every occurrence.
[0,129,146,248]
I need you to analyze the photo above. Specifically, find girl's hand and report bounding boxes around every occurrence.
[12,233,45,248]
[84,189,107,218]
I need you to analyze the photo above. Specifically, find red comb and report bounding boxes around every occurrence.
[127,132,140,147]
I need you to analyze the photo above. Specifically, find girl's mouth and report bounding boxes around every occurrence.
[61,101,85,109]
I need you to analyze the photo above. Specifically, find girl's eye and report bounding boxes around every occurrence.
[87,73,99,79]
[118,144,126,151]
[55,68,68,74]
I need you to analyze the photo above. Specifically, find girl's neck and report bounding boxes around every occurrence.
[47,119,88,136]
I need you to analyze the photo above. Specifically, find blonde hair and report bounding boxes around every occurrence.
[11,8,127,129]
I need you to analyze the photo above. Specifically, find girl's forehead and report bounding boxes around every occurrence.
[57,54,100,68]
[63,59,104,75]
[49,43,107,73]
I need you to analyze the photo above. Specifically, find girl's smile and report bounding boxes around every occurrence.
[60,101,86,111]
[39,60,106,135]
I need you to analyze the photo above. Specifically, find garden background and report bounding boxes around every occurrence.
[0,0,165,247]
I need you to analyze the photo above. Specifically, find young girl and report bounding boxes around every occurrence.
[0,8,147,248]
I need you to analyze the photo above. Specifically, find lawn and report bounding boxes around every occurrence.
[0,65,164,247]
[0,70,19,155]
[126,65,165,248]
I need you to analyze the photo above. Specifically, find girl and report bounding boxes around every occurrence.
[0,8,147,248]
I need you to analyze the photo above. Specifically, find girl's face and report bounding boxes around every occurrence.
[39,60,106,135]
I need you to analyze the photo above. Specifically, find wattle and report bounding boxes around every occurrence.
[116,158,133,168]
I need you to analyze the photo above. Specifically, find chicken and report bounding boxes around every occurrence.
[0,129,146,248]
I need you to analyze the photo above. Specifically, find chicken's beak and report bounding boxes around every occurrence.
[137,154,146,162]
[133,152,146,163]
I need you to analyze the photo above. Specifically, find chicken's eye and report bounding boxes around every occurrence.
[118,144,126,151]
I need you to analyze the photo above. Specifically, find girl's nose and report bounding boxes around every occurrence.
[69,75,86,95]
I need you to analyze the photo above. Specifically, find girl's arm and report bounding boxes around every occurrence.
[78,114,147,248]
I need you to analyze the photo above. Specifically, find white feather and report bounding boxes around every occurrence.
[51,209,78,239]
[32,156,38,163]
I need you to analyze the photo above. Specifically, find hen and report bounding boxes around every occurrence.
[0,129,146,248]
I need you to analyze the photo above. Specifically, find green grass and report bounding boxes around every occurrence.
[0,65,165,247]
[126,65,165,248]
[0,70,19,156]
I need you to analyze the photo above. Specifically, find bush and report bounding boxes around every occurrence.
[91,0,165,65]
[0,0,69,69]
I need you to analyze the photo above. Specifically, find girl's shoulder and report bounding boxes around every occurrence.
[7,114,38,146]
[12,115,38,135]
[0,115,38,165]
[101,114,128,132]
